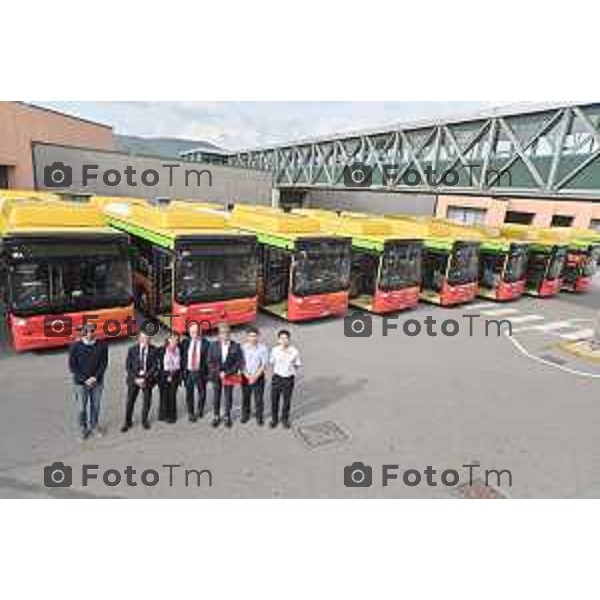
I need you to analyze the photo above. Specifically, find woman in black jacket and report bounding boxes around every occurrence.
[158,334,183,423]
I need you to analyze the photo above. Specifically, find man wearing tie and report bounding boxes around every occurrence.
[181,321,210,421]
[208,322,244,428]
[122,332,159,432]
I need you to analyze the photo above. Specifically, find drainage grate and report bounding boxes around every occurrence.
[295,421,351,449]
[456,478,510,499]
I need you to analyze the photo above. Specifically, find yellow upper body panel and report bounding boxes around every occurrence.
[0,194,106,234]
[230,205,323,237]
[384,214,484,243]
[295,208,418,242]
[500,224,569,246]
[102,198,228,234]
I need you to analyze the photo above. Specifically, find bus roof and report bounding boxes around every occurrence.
[228,205,349,250]
[500,224,570,249]
[0,193,113,236]
[379,215,483,250]
[294,209,421,252]
[102,198,247,250]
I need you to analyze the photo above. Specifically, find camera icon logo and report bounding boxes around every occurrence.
[344,312,372,338]
[344,462,373,488]
[43,162,73,188]
[43,315,73,338]
[344,162,373,188]
[44,462,73,488]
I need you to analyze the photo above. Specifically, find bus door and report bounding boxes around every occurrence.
[153,247,174,316]
[262,246,291,312]
[349,251,378,302]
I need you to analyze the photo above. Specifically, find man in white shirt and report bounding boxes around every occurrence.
[241,326,269,425]
[269,329,301,429]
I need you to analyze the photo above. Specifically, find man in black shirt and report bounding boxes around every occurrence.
[68,324,109,440]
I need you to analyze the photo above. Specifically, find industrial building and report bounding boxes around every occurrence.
[2,101,600,230]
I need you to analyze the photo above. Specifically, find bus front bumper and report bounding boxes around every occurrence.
[371,287,420,313]
[171,297,257,332]
[495,280,526,301]
[9,305,135,352]
[439,282,478,306]
[287,291,349,322]
[536,278,562,297]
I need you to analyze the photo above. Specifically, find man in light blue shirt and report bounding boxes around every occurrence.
[241,326,269,425]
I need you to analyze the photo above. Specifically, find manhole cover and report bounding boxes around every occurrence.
[540,353,567,366]
[296,421,350,449]
[456,478,510,499]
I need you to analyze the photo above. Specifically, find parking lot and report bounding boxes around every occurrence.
[0,278,599,499]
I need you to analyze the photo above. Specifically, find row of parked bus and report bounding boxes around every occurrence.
[1,190,599,351]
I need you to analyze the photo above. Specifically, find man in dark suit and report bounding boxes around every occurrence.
[180,321,211,422]
[121,332,159,432]
[208,322,244,428]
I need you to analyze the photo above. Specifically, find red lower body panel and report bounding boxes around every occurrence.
[9,305,135,352]
[371,286,420,314]
[562,276,591,293]
[440,281,478,306]
[287,291,349,322]
[171,297,257,333]
[534,278,562,298]
[495,279,526,301]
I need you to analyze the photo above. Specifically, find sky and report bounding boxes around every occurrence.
[33,101,514,151]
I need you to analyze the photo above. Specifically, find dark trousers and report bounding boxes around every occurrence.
[242,375,265,421]
[185,371,206,417]
[271,375,295,424]
[212,382,234,419]
[159,377,178,422]
[125,383,153,426]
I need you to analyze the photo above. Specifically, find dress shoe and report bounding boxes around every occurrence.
[257,417,264,426]
[189,414,197,423]
[282,420,291,429]
[269,420,278,428]
[212,417,221,428]
[241,415,249,424]
[120,424,130,433]
[224,417,233,428]
[142,421,151,430]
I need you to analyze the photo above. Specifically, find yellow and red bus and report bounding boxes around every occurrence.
[557,228,600,293]
[102,197,258,332]
[0,192,133,351]
[500,225,568,297]
[294,209,422,314]
[229,205,352,321]
[384,216,482,306]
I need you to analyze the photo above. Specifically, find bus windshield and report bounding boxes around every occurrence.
[176,243,258,304]
[447,242,479,286]
[379,242,422,291]
[547,247,566,280]
[293,240,351,296]
[583,246,600,277]
[504,246,528,283]
[7,240,131,316]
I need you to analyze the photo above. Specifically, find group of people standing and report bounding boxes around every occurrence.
[68,322,302,440]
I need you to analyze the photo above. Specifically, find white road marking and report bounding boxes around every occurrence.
[560,329,594,341]
[513,320,575,334]
[505,333,600,379]
[505,315,545,325]
[480,308,520,317]
[467,302,497,311]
